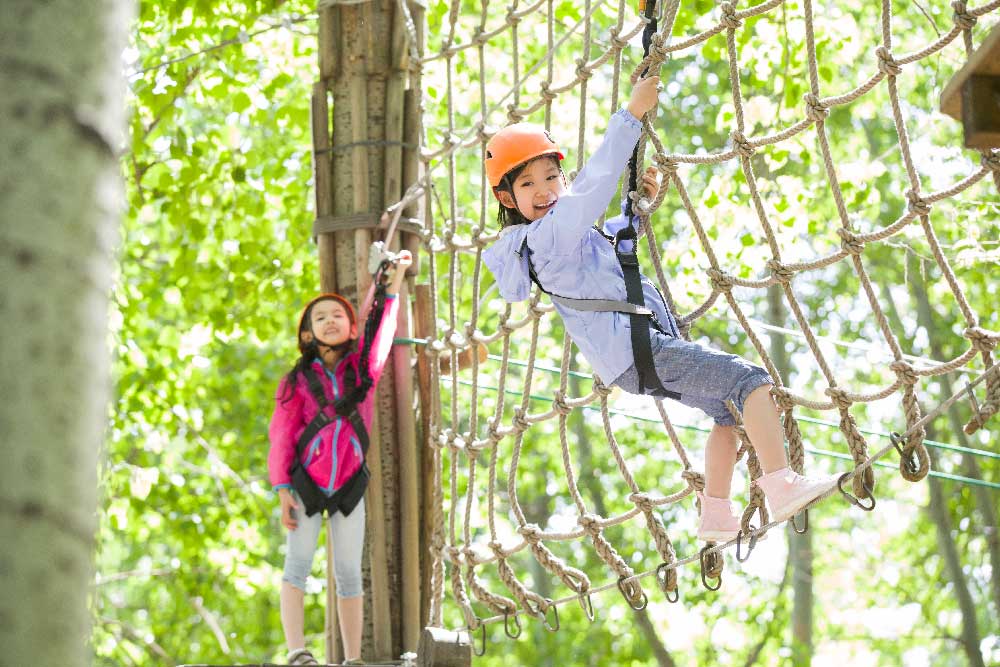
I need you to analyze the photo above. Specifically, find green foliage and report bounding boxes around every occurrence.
[100,1,999,666]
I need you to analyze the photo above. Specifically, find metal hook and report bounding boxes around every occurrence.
[735,528,759,562]
[890,431,921,477]
[541,599,560,632]
[656,562,680,603]
[503,610,522,639]
[699,546,723,591]
[466,621,487,657]
[617,576,649,611]
[837,472,876,511]
[791,509,809,534]
[964,381,981,414]
[578,592,595,622]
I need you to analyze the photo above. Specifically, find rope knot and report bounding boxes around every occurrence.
[905,189,931,217]
[650,32,670,58]
[499,317,517,335]
[654,154,679,175]
[766,258,794,284]
[518,523,543,544]
[730,130,755,158]
[609,28,628,51]
[951,1,977,30]
[875,46,902,77]
[707,268,734,293]
[964,326,999,353]
[538,81,557,103]
[488,540,506,558]
[486,420,503,445]
[575,58,593,81]
[506,104,525,123]
[472,27,489,46]
[825,386,853,410]
[511,408,530,432]
[552,391,573,416]
[505,6,521,26]
[889,360,919,385]
[592,376,614,397]
[720,2,742,30]
[628,492,656,513]
[771,386,796,411]
[981,151,1000,173]
[681,469,706,491]
[578,513,602,535]
[837,227,865,256]
[804,93,829,123]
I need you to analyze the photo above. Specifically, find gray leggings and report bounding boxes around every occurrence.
[612,327,773,425]
[282,492,365,598]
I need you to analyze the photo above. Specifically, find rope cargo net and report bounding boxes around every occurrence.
[386,0,1000,642]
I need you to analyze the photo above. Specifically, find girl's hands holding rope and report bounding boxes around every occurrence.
[627,75,660,121]
[278,488,299,531]
[388,249,412,294]
[640,166,659,200]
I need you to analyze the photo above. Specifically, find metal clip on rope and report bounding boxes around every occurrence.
[890,431,922,479]
[837,471,876,511]
[465,619,487,657]
[617,575,649,611]
[735,528,759,562]
[698,546,723,591]
[791,510,809,534]
[655,562,680,603]
[503,610,522,639]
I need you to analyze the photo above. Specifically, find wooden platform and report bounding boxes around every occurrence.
[939,23,1000,149]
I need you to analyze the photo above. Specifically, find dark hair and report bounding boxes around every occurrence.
[279,298,355,404]
[494,154,562,228]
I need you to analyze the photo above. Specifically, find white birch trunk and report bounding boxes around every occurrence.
[0,1,128,665]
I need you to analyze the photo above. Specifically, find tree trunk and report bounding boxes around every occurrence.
[0,1,127,666]
[767,286,813,665]
[910,273,1000,627]
[317,0,423,660]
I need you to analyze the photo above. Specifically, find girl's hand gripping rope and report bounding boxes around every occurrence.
[627,75,661,121]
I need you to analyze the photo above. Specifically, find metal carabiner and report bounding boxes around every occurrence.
[617,575,649,611]
[837,472,876,511]
[503,610,522,639]
[541,599,560,633]
[791,510,809,534]
[466,620,487,657]
[699,546,723,591]
[655,562,680,603]
[735,528,759,562]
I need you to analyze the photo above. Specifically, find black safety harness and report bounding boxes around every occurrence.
[288,276,393,518]
[518,0,678,400]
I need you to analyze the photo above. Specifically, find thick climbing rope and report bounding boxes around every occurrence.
[393,0,1000,643]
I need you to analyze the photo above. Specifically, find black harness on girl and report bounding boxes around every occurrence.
[517,0,677,400]
[288,282,390,517]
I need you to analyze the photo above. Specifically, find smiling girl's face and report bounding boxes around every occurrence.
[495,155,567,223]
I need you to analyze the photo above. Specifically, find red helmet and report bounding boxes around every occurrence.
[485,123,564,190]
[297,293,356,353]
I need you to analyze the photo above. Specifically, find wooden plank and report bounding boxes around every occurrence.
[940,23,1000,119]
[960,75,1000,149]
[412,284,435,627]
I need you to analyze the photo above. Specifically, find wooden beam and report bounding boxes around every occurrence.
[940,23,1000,149]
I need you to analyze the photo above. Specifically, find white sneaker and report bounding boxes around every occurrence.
[754,467,839,523]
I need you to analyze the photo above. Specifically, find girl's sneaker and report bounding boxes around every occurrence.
[753,467,839,523]
[287,648,320,666]
[696,493,741,542]
[343,660,365,666]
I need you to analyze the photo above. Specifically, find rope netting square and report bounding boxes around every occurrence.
[392,0,1000,633]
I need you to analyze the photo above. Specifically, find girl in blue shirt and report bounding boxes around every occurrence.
[482,76,838,541]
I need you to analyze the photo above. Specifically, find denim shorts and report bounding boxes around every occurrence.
[612,327,773,425]
[282,493,365,598]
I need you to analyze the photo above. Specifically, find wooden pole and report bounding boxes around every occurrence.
[316,0,425,660]
[413,284,436,626]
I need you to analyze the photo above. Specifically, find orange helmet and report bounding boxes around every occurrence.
[485,123,564,190]
[297,293,356,353]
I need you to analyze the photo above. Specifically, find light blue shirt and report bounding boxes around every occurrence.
[482,108,673,384]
